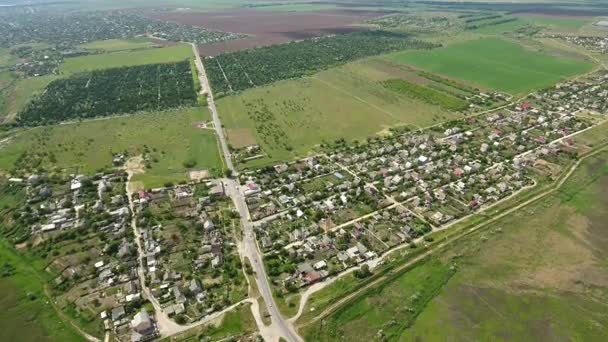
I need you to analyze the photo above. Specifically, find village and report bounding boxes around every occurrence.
[237,70,608,292]
[1,65,607,340]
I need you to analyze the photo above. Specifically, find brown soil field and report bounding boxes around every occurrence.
[147,9,389,56]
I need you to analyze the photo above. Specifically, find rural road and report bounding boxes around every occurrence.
[192,43,302,342]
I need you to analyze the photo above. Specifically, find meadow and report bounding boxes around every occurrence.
[0,107,223,188]
[389,37,593,95]
[79,37,158,52]
[303,149,608,341]
[0,241,83,342]
[59,44,192,74]
[217,59,463,167]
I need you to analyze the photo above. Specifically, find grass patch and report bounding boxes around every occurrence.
[0,107,223,187]
[0,241,83,342]
[382,79,469,111]
[303,259,455,341]
[389,37,593,95]
[59,44,192,74]
[79,37,157,52]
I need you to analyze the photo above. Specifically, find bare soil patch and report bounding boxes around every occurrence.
[147,9,389,56]
[226,128,257,149]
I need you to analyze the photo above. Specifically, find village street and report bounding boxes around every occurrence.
[192,43,302,342]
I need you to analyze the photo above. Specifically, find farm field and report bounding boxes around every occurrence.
[79,37,158,52]
[217,59,462,167]
[151,9,386,56]
[59,44,192,74]
[0,107,222,188]
[470,14,592,34]
[389,37,593,95]
[0,75,57,122]
[303,150,608,341]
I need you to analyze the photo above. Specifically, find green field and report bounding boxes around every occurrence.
[80,37,158,52]
[0,107,223,188]
[304,149,608,341]
[0,241,83,342]
[59,44,193,74]
[389,37,593,95]
[217,59,463,167]
[0,48,17,68]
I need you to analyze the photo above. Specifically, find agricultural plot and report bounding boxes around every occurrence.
[79,38,158,52]
[389,37,593,95]
[19,60,197,125]
[59,44,193,74]
[217,59,462,167]
[0,107,222,188]
[205,31,439,96]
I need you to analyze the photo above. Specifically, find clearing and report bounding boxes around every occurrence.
[389,37,593,95]
[0,107,223,188]
[79,37,159,52]
[59,44,193,74]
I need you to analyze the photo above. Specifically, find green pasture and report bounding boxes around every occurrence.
[389,37,593,95]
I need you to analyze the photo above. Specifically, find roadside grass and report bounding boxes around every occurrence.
[59,44,192,74]
[302,259,455,341]
[0,240,83,342]
[302,149,608,341]
[217,59,462,168]
[79,37,158,52]
[0,107,223,188]
[160,303,257,342]
[388,37,593,95]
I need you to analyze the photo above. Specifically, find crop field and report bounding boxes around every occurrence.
[304,150,608,341]
[389,37,593,95]
[151,8,387,56]
[79,37,158,52]
[205,31,438,96]
[59,44,193,74]
[0,107,222,188]
[217,59,462,167]
[19,60,197,125]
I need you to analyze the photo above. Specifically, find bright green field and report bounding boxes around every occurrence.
[80,37,157,52]
[59,44,192,74]
[0,107,223,188]
[390,37,593,95]
[305,149,608,341]
[217,59,462,168]
[0,241,83,342]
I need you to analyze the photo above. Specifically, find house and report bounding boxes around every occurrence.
[111,306,126,321]
[189,279,203,294]
[131,309,155,341]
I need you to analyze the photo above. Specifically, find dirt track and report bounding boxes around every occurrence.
[148,9,389,56]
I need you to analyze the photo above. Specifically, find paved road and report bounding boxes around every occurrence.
[191,43,301,342]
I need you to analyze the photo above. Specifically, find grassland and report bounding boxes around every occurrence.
[303,149,608,341]
[59,44,192,74]
[0,107,223,188]
[0,241,83,342]
[217,59,463,168]
[79,37,158,52]
[389,37,593,95]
